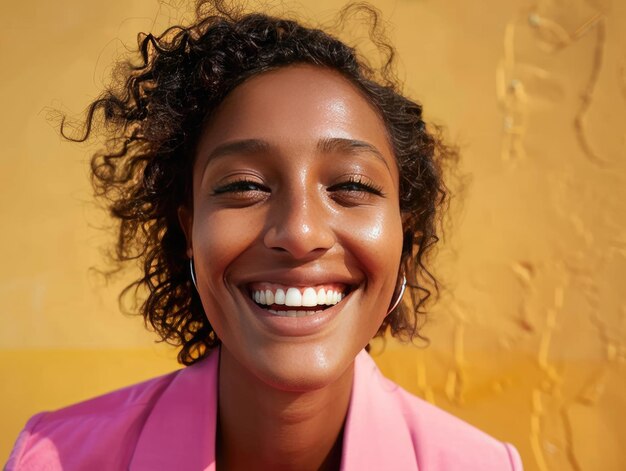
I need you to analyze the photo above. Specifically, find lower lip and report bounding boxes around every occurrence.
[243,292,352,337]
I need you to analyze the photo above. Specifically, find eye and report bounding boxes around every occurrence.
[212,178,270,195]
[328,175,385,198]
[211,178,271,206]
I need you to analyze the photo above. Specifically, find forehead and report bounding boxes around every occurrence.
[196,65,396,172]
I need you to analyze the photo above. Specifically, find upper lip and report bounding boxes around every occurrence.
[232,268,361,290]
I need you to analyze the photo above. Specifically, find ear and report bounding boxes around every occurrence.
[177,205,194,259]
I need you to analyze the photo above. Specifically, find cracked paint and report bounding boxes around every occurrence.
[376,1,625,470]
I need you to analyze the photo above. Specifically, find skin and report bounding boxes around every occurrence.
[180,64,404,470]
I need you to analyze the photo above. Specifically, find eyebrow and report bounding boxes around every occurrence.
[203,137,390,169]
[317,137,390,170]
[205,139,271,162]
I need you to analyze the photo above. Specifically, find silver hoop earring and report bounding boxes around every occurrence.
[386,275,406,315]
[189,258,198,291]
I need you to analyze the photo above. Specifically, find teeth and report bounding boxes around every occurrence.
[251,285,346,308]
[267,309,325,317]
[285,288,302,307]
[274,289,286,305]
[302,288,317,307]
[317,289,326,305]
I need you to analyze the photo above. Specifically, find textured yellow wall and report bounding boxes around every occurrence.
[1,1,624,469]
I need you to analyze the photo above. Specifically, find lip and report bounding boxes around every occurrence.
[240,285,355,337]
[236,266,358,288]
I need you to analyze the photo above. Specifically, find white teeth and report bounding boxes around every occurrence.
[266,309,324,317]
[285,288,302,307]
[324,290,339,305]
[302,288,317,307]
[274,288,286,305]
[251,286,347,308]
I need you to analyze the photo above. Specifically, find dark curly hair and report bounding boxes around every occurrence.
[65,1,454,365]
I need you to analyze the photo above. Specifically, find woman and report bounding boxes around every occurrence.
[7,2,522,470]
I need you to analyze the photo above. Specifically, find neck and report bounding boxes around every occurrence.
[217,348,353,471]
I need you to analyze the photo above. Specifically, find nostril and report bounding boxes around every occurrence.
[269,246,289,253]
[262,222,335,259]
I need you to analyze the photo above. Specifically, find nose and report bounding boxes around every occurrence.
[263,188,335,259]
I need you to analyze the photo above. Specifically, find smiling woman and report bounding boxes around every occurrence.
[6,1,522,470]
[182,65,405,395]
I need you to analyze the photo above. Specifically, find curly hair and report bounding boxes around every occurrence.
[65,1,454,365]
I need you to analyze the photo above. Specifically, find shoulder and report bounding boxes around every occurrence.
[389,381,523,470]
[5,369,181,471]
[351,351,523,471]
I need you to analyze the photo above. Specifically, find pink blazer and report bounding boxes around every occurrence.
[7,349,523,470]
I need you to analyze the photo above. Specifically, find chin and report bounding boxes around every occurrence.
[250,342,358,393]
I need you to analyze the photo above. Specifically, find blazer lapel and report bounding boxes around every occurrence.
[130,349,220,471]
[341,350,419,471]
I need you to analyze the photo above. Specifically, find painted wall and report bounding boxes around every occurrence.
[1,0,624,469]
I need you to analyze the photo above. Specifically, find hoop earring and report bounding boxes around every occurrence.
[386,275,406,315]
[189,258,198,291]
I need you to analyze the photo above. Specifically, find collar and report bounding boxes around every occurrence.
[130,348,418,471]
[341,350,419,471]
[130,349,219,470]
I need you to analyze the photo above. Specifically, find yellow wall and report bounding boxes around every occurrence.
[1,1,624,469]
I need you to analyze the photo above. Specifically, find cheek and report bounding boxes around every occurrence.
[191,210,260,286]
[340,207,404,282]
[190,212,259,341]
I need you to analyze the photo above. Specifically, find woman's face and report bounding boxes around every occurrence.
[184,64,403,391]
